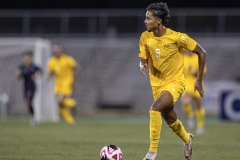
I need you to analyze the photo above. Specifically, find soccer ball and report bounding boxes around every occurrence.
[100,144,123,160]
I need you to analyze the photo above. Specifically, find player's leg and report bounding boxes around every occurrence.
[61,82,76,123]
[144,91,188,160]
[181,93,194,128]
[143,89,162,160]
[61,80,76,108]
[147,110,162,154]
[158,92,193,160]
[152,91,190,144]
[164,108,194,160]
[24,89,33,116]
[59,105,75,125]
[62,96,76,108]
[152,82,193,159]
[26,99,34,117]
[194,97,205,135]
[25,89,36,126]
[143,114,162,159]
[56,94,65,106]
[57,94,75,125]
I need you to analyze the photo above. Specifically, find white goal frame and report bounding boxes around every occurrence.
[0,38,59,122]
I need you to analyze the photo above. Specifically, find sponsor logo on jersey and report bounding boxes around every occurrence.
[164,44,173,49]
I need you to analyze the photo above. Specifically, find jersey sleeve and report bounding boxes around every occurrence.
[67,56,77,68]
[138,33,148,59]
[177,33,197,52]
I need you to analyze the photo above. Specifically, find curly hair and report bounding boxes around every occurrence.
[146,2,170,26]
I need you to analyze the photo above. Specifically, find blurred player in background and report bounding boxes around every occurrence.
[139,2,206,160]
[47,44,79,125]
[16,51,42,126]
[182,50,207,135]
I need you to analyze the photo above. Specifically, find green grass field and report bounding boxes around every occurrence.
[0,115,240,160]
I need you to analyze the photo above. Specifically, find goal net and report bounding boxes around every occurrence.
[0,38,59,122]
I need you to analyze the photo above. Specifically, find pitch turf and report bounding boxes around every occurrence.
[0,115,240,160]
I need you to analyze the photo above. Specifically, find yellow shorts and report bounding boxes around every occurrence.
[54,80,73,96]
[152,81,185,104]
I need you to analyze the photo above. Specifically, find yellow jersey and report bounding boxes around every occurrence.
[139,28,197,87]
[48,54,77,83]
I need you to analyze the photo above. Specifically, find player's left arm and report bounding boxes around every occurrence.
[178,33,206,97]
[192,44,206,97]
[68,56,80,80]
[31,65,43,80]
[47,59,55,81]
[16,67,22,79]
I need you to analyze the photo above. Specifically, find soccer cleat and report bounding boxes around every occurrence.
[196,127,204,135]
[184,133,194,160]
[143,150,157,160]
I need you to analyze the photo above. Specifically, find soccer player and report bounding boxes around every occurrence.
[139,2,206,160]
[16,51,42,126]
[47,44,78,125]
[182,50,207,135]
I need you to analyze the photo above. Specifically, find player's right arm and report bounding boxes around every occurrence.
[139,33,149,77]
[47,59,55,81]
[140,59,148,77]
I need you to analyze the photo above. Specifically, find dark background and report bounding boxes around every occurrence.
[1,0,240,9]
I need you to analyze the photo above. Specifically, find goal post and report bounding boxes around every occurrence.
[0,38,59,122]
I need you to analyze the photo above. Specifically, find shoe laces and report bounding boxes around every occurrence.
[146,150,155,158]
[184,142,191,155]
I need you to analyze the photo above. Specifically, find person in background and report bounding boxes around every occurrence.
[182,49,207,135]
[16,51,42,126]
[47,44,79,125]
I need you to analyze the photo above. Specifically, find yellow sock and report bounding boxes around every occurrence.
[168,119,189,144]
[149,110,162,153]
[183,104,194,118]
[63,98,76,108]
[196,108,205,128]
[59,106,75,125]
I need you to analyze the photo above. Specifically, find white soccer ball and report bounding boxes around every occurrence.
[100,145,123,160]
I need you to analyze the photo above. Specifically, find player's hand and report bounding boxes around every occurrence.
[16,69,22,78]
[140,63,148,77]
[194,79,204,97]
